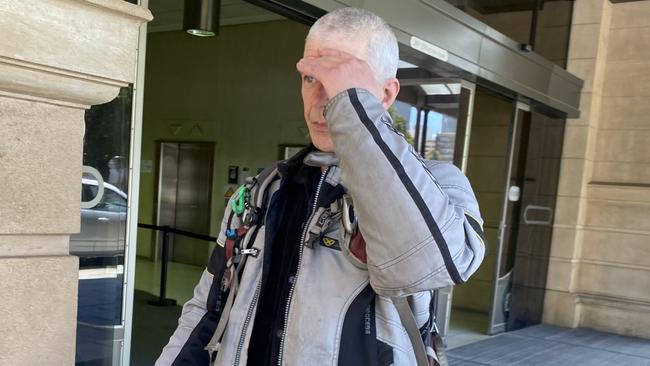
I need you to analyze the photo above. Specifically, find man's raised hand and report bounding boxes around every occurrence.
[296,48,380,99]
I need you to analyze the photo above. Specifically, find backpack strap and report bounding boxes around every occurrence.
[392,296,431,366]
[205,163,279,361]
[392,294,448,366]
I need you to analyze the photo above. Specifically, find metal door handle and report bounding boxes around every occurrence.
[97,217,110,222]
[523,205,553,225]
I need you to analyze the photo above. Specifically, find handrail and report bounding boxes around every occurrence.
[138,223,217,242]
[137,223,218,307]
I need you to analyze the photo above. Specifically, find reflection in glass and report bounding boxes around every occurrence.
[395,62,468,167]
[72,86,132,366]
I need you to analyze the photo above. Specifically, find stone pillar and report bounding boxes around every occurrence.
[543,0,612,328]
[545,0,650,340]
[0,1,151,364]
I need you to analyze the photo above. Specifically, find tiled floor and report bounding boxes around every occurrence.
[131,258,204,365]
[131,261,650,366]
[448,324,650,366]
[131,290,182,365]
[447,309,492,349]
[135,257,204,305]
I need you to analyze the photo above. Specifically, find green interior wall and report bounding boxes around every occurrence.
[137,20,310,262]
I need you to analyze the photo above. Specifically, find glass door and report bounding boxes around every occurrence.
[72,86,133,366]
[488,101,531,335]
[447,87,518,344]
[506,110,563,331]
[487,103,564,334]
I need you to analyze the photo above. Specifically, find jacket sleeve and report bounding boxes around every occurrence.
[155,200,240,365]
[325,88,486,297]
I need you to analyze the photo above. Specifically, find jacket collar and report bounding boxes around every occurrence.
[277,144,315,178]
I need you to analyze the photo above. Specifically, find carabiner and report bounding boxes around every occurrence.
[342,195,357,236]
[232,186,250,216]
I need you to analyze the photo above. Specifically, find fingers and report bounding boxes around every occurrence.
[296,57,339,79]
[318,48,356,60]
[296,48,377,98]
[296,58,317,77]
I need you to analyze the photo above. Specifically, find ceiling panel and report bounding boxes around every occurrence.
[148,0,285,33]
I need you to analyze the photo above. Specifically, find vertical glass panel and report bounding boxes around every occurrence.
[449,87,515,342]
[507,111,564,330]
[395,61,470,169]
[71,86,132,366]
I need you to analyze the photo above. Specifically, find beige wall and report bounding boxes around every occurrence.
[137,20,310,264]
[544,0,650,339]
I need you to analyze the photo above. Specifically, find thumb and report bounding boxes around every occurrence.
[296,58,315,75]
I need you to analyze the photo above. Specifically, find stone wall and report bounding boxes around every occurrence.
[543,0,650,339]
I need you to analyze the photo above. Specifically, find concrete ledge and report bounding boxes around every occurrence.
[580,295,650,339]
[0,235,70,256]
[0,0,152,106]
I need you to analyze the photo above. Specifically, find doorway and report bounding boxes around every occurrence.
[155,142,214,267]
[444,86,564,347]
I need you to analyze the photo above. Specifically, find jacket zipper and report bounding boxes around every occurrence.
[277,167,329,366]
[233,220,265,366]
[233,277,262,366]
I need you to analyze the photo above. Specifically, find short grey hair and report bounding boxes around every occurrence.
[306,8,399,82]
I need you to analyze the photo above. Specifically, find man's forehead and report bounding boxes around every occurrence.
[303,35,368,59]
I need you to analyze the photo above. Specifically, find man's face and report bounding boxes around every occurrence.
[300,36,382,152]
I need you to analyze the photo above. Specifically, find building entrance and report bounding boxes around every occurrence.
[392,53,565,342]
[70,1,579,364]
[444,86,564,344]
[394,54,564,345]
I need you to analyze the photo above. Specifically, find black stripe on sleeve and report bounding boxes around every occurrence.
[347,89,464,284]
[465,213,487,245]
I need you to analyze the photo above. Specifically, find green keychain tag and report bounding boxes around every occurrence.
[232,186,249,216]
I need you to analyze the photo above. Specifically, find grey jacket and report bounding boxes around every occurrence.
[157,88,486,365]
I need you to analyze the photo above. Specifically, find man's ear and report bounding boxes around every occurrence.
[381,77,400,109]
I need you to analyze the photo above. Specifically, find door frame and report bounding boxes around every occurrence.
[487,100,531,335]
[433,79,476,338]
[122,0,149,363]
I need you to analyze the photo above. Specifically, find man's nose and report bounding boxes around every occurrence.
[315,82,328,104]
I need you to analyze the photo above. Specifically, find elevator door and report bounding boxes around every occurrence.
[156,142,214,267]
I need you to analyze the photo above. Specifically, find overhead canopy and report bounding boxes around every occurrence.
[246,0,583,118]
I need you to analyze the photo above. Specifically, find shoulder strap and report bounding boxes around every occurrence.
[205,163,280,361]
[392,296,431,366]
[392,294,447,366]
[252,162,279,207]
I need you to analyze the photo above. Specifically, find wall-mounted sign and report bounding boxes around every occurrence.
[228,165,239,184]
[224,186,235,206]
[141,160,153,173]
[410,36,448,62]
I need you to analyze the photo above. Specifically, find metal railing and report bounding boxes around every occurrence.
[138,223,216,306]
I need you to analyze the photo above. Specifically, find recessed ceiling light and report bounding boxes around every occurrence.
[184,0,220,37]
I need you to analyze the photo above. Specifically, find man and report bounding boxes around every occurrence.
[157,7,485,366]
